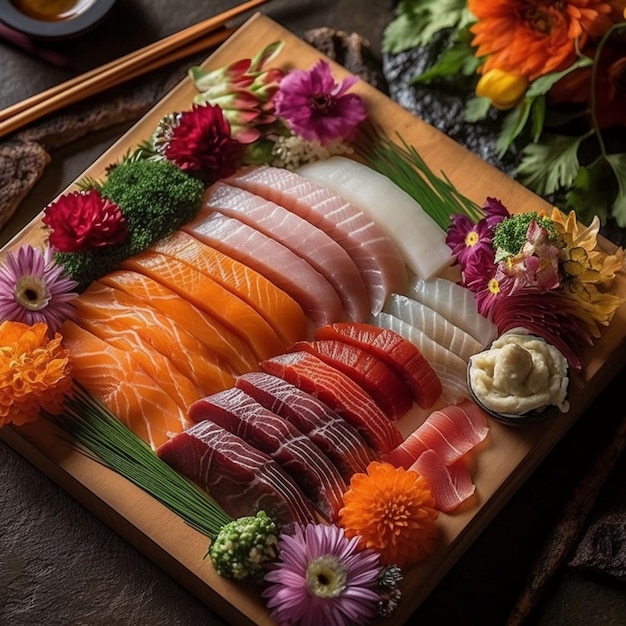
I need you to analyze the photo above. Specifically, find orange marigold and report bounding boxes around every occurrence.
[468,0,614,81]
[0,320,72,427]
[338,461,440,568]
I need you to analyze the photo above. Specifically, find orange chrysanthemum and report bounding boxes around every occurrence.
[468,0,614,81]
[338,461,440,568]
[0,320,72,427]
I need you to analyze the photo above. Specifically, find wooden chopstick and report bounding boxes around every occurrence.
[0,0,268,138]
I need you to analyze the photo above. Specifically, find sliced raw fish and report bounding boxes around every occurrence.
[260,351,403,454]
[235,372,378,482]
[411,450,476,512]
[383,399,490,469]
[313,322,441,409]
[385,293,483,362]
[372,312,468,404]
[227,165,407,315]
[61,321,190,450]
[297,156,453,279]
[100,270,258,375]
[151,229,307,345]
[121,250,284,361]
[204,182,369,321]
[189,388,347,521]
[182,209,343,325]
[407,276,497,347]
[288,339,413,420]
[157,420,316,531]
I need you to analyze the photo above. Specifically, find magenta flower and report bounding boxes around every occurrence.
[0,244,78,334]
[446,214,494,270]
[482,197,510,228]
[263,523,381,626]
[275,60,367,145]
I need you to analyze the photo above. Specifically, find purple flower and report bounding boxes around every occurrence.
[275,60,367,145]
[446,214,494,270]
[263,523,381,626]
[482,197,510,228]
[0,244,79,334]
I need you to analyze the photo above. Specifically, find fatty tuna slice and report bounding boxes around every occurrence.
[182,209,343,326]
[288,339,413,420]
[235,372,378,483]
[189,388,347,521]
[204,182,370,321]
[260,351,403,455]
[157,420,316,532]
[226,165,407,315]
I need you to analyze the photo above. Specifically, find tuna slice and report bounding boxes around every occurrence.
[157,420,316,532]
[314,321,442,409]
[288,339,413,420]
[182,209,343,326]
[188,388,347,521]
[226,165,407,315]
[260,351,403,455]
[61,321,191,450]
[151,229,307,346]
[235,371,378,482]
[204,182,370,322]
[383,399,490,469]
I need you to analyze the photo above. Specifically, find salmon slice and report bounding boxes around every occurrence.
[121,250,285,361]
[61,321,190,450]
[100,270,258,375]
[260,351,404,454]
[182,210,343,326]
[151,229,307,345]
[74,282,235,397]
[204,182,370,321]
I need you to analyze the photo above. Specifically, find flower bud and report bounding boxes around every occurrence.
[476,69,529,110]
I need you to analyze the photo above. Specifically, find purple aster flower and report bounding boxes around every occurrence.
[0,244,79,334]
[275,60,367,145]
[482,197,510,228]
[446,214,494,271]
[263,523,381,626]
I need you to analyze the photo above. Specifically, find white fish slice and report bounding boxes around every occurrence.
[297,156,453,280]
[385,293,484,362]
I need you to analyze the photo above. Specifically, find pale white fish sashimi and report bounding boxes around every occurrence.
[181,209,343,326]
[204,182,369,321]
[373,311,469,404]
[385,293,484,362]
[407,276,498,347]
[297,156,453,280]
[226,165,408,315]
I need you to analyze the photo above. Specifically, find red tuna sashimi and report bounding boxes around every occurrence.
[189,388,347,521]
[226,166,407,315]
[182,210,343,325]
[157,420,316,532]
[288,339,413,420]
[411,450,476,513]
[260,351,403,454]
[383,399,490,469]
[235,372,378,483]
[314,322,442,409]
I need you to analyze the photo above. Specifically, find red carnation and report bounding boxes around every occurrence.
[164,103,244,182]
[43,189,128,253]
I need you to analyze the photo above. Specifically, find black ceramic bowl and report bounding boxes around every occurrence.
[0,0,116,40]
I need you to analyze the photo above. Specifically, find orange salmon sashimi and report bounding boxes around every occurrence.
[74,282,235,397]
[100,270,258,375]
[61,321,191,450]
[121,250,285,362]
[151,230,308,346]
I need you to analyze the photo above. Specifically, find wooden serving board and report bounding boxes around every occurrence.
[2,13,626,626]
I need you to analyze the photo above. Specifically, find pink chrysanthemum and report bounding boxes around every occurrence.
[275,60,367,145]
[42,189,127,253]
[482,196,510,228]
[263,523,381,626]
[0,244,78,334]
[446,213,494,269]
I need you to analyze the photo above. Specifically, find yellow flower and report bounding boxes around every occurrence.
[0,320,72,427]
[475,69,529,110]
[338,461,440,568]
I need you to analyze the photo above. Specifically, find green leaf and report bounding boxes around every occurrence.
[411,35,479,83]
[566,157,613,225]
[464,96,492,122]
[525,56,594,98]
[529,95,546,142]
[496,100,532,156]
[606,153,626,227]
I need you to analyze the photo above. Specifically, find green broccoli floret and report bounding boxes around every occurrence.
[493,212,558,260]
[208,511,279,582]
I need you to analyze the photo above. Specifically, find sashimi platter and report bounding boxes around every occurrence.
[3,13,626,626]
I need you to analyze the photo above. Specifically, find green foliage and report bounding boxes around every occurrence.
[463,96,492,123]
[493,212,557,258]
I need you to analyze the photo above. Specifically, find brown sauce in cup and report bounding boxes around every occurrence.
[10,0,95,21]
